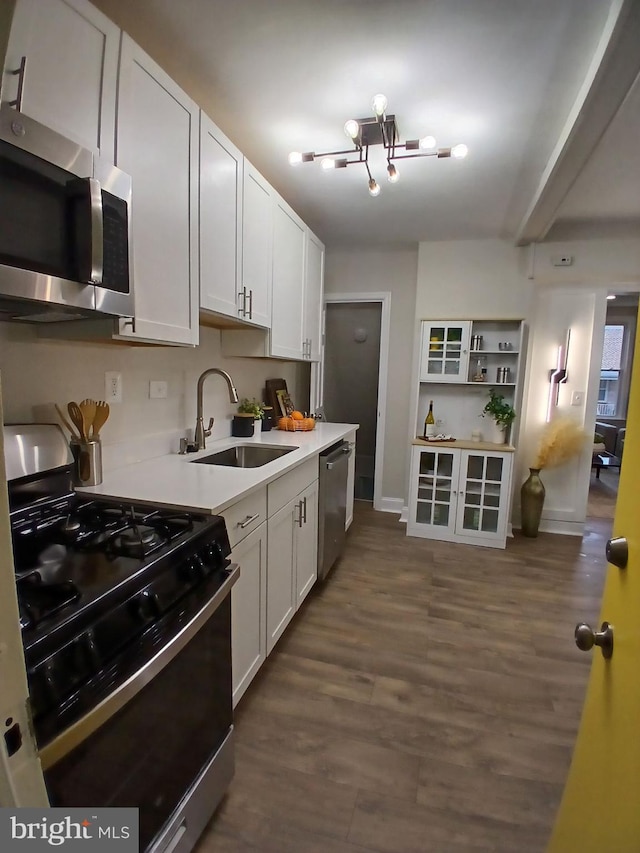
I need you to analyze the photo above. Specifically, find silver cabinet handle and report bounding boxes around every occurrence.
[302,495,307,524]
[238,288,247,317]
[8,55,27,111]
[247,288,253,319]
[121,316,136,334]
[238,513,260,529]
[296,500,304,527]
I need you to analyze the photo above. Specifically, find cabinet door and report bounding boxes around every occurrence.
[295,480,318,606]
[4,0,118,159]
[230,523,266,707]
[266,497,296,654]
[419,321,471,382]
[407,446,460,537]
[455,451,512,544]
[345,430,357,530]
[304,230,324,361]
[271,196,306,360]
[241,160,272,327]
[199,112,243,319]
[114,34,199,346]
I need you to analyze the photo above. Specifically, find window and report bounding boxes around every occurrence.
[597,325,624,417]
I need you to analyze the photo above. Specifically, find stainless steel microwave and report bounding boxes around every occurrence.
[0,104,134,322]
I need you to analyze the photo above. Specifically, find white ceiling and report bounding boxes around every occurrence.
[99,0,640,248]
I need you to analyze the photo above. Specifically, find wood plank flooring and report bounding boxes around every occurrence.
[198,503,610,853]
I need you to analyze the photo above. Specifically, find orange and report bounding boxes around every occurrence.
[291,410,304,420]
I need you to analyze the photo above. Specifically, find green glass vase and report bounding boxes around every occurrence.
[520,468,545,538]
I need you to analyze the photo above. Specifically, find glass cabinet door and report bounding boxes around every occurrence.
[412,448,458,531]
[456,451,509,538]
[420,321,471,383]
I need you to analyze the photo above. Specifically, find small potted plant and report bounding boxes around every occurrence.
[481,389,516,444]
[232,398,264,437]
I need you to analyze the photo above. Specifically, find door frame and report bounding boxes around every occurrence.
[320,291,391,512]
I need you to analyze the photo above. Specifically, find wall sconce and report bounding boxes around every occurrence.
[546,329,571,422]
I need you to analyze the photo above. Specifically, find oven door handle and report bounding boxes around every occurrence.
[38,564,240,771]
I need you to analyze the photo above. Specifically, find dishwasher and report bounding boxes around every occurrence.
[317,440,352,581]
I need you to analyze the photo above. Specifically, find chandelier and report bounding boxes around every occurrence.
[288,94,468,197]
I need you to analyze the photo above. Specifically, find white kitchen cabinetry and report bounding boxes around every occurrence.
[270,194,306,360]
[407,444,513,548]
[345,429,357,530]
[3,0,119,160]
[240,160,272,327]
[266,457,318,653]
[114,34,199,346]
[419,321,472,383]
[304,230,325,362]
[199,112,243,321]
[223,488,267,706]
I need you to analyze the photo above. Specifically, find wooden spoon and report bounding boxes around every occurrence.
[79,399,97,439]
[55,403,80,440]
[92,401,110,439]
[68,401,87,442]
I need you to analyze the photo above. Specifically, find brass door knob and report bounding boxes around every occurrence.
[575,621,614,659]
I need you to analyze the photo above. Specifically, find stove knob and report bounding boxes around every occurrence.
[131,588,161,622]
[179,557,202,583]
[204,542,224,568]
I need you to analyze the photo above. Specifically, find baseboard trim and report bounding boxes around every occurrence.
[375,497,405,516]
[535,519,585,537]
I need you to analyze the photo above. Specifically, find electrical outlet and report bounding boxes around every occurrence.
[552,254,573,267]
[105,371,122,403]
[571,390,585,406]
[149,380,168,399]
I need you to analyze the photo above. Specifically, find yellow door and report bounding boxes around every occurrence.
[548,335,640,850]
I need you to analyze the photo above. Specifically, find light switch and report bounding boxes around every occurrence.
[571,391,584,406]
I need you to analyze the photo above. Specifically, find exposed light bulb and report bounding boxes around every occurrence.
[419,135,436,150]
[321,158,336,170]
[387,163,399,183]
[288,151,303,166]
[344,119,359,139]
[368,178,381,197]
[371,93,388,116]
[452,143,468,159]
[607,294,617,300]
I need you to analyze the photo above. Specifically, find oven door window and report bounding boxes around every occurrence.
[0,140,95,283]
[44,596,232,852]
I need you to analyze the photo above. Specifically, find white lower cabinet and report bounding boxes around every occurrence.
[407,445,513,548]
[266,457,319,654]
[230,523,266,707]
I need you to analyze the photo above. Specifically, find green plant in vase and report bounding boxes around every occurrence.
[237,398,264,420]
[481,389,516,443]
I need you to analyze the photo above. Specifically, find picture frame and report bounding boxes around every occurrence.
[276,389,295,418]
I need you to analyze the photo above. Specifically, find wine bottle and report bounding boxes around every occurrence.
[423,400,435,438]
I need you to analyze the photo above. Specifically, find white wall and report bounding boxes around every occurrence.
[324,247,418,504]
[0,323,306,470]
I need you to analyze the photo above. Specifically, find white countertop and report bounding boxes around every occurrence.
[80,423,358,515]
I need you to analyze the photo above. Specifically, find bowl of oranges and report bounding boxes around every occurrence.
[278,410,316,431]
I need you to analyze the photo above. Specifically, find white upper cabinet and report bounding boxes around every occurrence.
[3,0,119,159]
[241,160,272,328]
[199,113,243,320]
[271,194,306,360]
[419,321,472,383]
[114,34,199,346]
[304,230,324,362]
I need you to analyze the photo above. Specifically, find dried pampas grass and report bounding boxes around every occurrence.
[533,417,588,469]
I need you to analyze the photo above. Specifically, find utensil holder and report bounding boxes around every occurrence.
[70,439,103,486]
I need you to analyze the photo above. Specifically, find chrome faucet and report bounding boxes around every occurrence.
[194,368,239,450]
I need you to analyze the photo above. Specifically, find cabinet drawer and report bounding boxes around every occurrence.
[222,487,267,548]
[268,457,318,517]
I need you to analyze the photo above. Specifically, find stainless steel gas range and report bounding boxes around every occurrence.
[4,424,238,853]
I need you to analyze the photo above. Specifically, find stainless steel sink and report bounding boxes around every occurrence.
[190,444,298,468]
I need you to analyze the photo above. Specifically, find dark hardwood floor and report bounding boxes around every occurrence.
[199,502,610,853]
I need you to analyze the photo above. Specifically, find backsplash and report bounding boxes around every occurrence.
[0,322,308,469]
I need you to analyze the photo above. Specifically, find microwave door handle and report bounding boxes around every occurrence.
[87,178,104,284]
